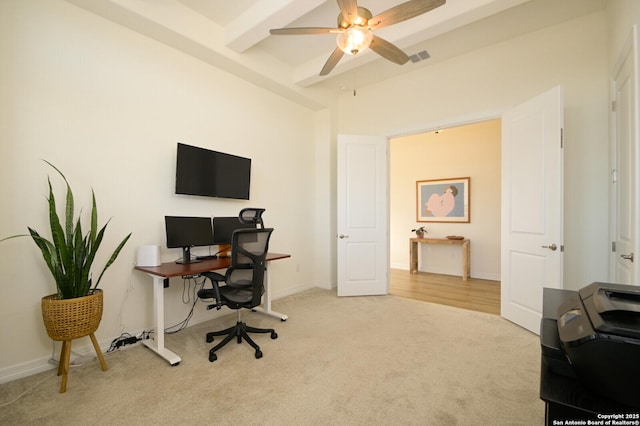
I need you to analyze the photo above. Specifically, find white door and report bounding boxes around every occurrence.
[611,26,639,285]
[501,86,564,334]
[337,134,388,296]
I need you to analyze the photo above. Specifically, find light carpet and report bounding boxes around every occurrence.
[0,288,544,425]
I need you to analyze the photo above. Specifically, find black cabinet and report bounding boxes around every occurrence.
[540,288,639,425]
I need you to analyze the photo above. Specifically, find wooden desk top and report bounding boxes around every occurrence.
[134,252,291,278]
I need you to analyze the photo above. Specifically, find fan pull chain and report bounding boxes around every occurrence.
[353,71,357,96]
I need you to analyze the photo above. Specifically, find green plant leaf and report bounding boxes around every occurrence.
[1,161,132,299]
[94,232,132,289]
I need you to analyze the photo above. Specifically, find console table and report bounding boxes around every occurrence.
[409,238,470,280]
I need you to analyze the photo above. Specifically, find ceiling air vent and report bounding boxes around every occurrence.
[409,50,430,63]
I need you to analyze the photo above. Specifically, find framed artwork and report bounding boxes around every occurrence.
[416,177,470,223]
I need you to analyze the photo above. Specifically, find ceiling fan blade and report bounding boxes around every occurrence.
[270,27,339,36]
[337,0,359,24]
[320,47,345,76]
[369,0,446,29]
[369,35,409,65]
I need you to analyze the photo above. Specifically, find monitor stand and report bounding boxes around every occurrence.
[176,246,202,264]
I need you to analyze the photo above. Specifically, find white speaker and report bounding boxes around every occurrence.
[136,245,161,267]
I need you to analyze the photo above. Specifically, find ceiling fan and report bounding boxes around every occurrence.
[269,0,446,76]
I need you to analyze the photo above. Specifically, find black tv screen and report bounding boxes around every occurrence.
[175,143,251,200]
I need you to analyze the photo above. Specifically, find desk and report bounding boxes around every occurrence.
[409,238,470,280]
[134,253,290,365]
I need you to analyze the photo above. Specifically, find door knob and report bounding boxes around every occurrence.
[541,243,557,251]
[620,253,634,262]
[338,234,349,239]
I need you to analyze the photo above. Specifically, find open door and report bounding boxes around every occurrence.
[337,134,388,296]
[501,86,564,334]
[611,26,639,285]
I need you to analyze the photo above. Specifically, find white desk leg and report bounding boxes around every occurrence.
[252,266,288,321]
[142,275,181,365]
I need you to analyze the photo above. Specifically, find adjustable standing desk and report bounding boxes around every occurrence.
[134,253,290,365]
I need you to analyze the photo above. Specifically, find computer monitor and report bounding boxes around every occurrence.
[212,216,256,246]
[165,216,215,264]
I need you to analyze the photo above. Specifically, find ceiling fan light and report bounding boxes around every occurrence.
[336,27,372,55]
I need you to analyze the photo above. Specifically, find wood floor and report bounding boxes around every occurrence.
[389,269,501,315]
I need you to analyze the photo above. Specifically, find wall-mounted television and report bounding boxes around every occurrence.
[175,142,251,200]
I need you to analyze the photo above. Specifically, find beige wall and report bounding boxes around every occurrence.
[608,0,640,66]
[0,1,318,378]
[390,120,501,280]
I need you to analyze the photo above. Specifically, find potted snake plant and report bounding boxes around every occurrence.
[1,161,131,392]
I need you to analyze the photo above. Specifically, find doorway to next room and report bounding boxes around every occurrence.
[388,119,502,315]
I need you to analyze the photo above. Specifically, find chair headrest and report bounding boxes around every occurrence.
[239,208,266,228]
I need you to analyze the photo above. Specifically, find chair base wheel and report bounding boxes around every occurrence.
[204,320,276,362]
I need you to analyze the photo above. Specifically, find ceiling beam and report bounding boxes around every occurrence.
[225,0,326,53]
[65,0,330,109]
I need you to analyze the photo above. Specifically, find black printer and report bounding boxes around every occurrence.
[553,282,640,409]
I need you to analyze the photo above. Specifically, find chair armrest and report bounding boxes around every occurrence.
[204,271,225,282]
[199,272,226,309]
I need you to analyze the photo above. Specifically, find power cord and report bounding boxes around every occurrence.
[182,275,206,304]
[165,297,199,334]
[164,275,207,334]
[0,373,55,407]
[109,276,205,345]
[107,332,140,353]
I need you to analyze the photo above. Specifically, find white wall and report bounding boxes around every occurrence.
[390,120,501,280]
[337,11,610,291]
[0,1,318,380]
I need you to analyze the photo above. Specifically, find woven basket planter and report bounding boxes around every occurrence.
[41,289,107,393]
[41,289,103,341]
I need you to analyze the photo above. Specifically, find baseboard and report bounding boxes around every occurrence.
[0,356,57,385]
[0,283,322,385]
[0,336,116,384]
[390,264,500,282]
[272,282,318,298]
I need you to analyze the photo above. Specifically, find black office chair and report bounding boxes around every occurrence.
[239,207,265,228]
[197,227,277,362]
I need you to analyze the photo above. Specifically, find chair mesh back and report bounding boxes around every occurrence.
[227,228,273,307]
[238,208,266,229]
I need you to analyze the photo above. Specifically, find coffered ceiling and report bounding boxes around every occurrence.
[66,0,606,109]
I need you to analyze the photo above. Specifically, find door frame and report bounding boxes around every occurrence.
[609,25,640,284]
[387,111,503,271]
